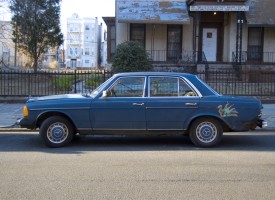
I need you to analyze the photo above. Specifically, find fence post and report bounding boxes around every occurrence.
[103,70,106,81]
[74,70,77,93]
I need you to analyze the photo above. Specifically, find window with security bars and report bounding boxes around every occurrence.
[167,25,182,61]
[248,27,263,62]
[130,24,145,48]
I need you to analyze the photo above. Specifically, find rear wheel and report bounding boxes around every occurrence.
[189,117,222,147]
[40,116,74,147]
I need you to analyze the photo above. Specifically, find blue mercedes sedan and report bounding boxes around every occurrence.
[19,72,267,148]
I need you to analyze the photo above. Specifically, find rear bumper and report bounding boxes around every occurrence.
[258,119,268,129]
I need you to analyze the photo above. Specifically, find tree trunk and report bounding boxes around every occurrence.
[33,58,38,73]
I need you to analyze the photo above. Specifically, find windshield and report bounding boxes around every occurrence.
[90,76,115,98]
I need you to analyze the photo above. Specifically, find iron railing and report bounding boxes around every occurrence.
[197,70,275,98]
[232,51,275,64]
[0,70,113,97]
[0,69,274,99]
[146,50,208,65]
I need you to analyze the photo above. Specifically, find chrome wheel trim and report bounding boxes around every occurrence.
[196,122,217,143]
[47,122,69,144]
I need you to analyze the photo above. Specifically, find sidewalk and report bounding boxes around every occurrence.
[0,103,274,130]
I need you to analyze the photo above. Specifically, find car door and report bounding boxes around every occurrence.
[91,76,146,130]
[146,76,200,130]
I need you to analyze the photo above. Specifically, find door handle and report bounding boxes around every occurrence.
[185,102,197,106]
[133,103,144,106]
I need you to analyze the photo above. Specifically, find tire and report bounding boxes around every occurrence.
[39,116,74,148]
[189,117,223,148]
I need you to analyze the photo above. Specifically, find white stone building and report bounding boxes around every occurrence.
[66,14,103,69]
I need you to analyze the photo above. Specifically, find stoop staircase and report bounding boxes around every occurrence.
[202,63,242,81]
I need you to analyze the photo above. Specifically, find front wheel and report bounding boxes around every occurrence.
[189,117,223,148]
[40,116,74,148]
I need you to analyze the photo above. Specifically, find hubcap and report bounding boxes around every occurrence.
[47,122,68,144]
[196,122,217,143]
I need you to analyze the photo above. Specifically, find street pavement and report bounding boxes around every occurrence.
[0,103,274,130]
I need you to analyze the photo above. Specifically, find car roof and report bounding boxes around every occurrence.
[114,72,197,78]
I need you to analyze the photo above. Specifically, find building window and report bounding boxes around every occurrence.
[69,23,80,32]
[74,48,78,56]
[69,48,73,56]
[85,60,90,64]
[167,25,182,61]
[84,48,90,55]
[85,35,90,41]
[248,27,263,62]
[85,24,90,30]
[130,24,145,48]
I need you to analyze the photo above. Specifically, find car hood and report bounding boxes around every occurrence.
[27,94,90,102]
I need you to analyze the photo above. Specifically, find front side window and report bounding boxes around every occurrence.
[108,77,145,97]
[149,77,197,97]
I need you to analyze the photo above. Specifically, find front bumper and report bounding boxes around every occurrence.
[16,118,36,129]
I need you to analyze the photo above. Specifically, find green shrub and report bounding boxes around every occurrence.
[111,41,152,73]
[86,75,104,88]
[54,76,74,91]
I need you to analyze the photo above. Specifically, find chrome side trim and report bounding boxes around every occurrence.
[29,107,90,111]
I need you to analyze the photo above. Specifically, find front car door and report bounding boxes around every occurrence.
[146,76,200,130]
[91,76,146,130]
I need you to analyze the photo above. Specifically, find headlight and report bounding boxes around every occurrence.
[23,105,29,117]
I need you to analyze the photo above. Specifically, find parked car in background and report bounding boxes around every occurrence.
[18,72,267,148]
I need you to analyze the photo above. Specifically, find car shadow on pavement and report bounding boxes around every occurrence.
[0,132,275,153]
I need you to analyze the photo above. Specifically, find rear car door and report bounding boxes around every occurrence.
[146,76,200,130]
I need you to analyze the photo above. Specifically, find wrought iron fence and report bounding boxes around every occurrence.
[0,70,113,97]
[0,69,275,99]
[232,51,275,64]
[197,70,275,98]
[147,50,208,65]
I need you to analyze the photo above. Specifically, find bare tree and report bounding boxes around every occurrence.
[9,0,63,72]
[0,1,12,68]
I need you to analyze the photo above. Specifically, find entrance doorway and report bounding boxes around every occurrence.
[70,59,77,69]
[202,28,217,62]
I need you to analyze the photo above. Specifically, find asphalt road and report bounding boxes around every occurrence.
[0,131,275,200]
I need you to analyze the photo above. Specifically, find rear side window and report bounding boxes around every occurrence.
[149,76,197,97]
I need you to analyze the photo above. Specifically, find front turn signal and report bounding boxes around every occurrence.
[23,105,29,117]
